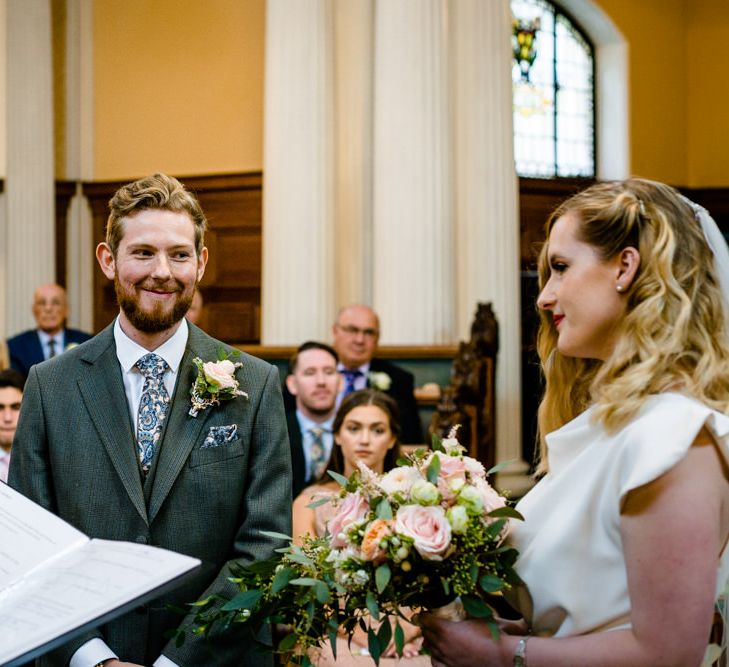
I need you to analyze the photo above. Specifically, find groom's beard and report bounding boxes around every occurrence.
[114,275,195,334]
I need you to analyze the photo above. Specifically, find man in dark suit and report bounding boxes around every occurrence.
[332,304,423,444]
[285,341,340,498]
[7,283,92,378]
[9,173,291,667]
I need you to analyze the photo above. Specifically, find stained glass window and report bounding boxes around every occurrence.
[511,0,595,178]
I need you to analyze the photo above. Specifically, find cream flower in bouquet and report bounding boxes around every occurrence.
[179,427,522,665]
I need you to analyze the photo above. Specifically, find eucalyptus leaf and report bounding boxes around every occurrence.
[488,506,524,520]
[328,470,349,487]
[479,574,504,593]
[377,616,392,652]
[220,589,262,612]
[217,348,227,361]
[368,628,382,665]
[278,631,298,652]
[431,432,445,453]
[314,580,330,603]
[426,455,441,485]
[486,459,516,475]
[461,595,494,620]
[269,567,295,595]
[306,496,334,509]
[259,530,293,541]
[394,621,405,657]
[376,498,393,520]
[487,619,500,641]
[375,563,391,594]
[366,590,381,620]
[288,552,315,566]
[289,577,319,586]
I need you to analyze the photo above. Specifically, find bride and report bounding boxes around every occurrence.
[420,179,729,666]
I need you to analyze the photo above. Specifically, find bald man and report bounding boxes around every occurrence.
[7,284,92,378]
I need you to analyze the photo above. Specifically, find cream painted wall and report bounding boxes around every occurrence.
[686,0,729,187]
[597,0,729,187]
[596,0,688,185]
[92,0,265,179]
[0,0,6,178]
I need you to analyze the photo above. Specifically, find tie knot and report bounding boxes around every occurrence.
[135,353,169,379]
[342,369,362,380]
[309,426,327,439]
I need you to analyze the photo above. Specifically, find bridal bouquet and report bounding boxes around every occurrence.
[176,429,522,665]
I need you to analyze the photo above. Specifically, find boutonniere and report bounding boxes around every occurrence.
[367,370,392,391]
[189,349,248,417]
[65,342,79,352]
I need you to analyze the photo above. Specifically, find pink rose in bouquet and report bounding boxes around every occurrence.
[395,504,452,561]
[328,491,369,548]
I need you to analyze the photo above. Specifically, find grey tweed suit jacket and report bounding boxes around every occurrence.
[9,322,292,667]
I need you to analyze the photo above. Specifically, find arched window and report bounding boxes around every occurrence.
[511,0,595,178]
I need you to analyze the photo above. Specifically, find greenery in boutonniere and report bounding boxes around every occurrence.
[189,348,248,417]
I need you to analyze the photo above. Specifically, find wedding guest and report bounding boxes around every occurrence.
[0,339,9,370]
[285,341,341,498]
[332,304,423,444]
[9,173,291,667]
[293,389,429,665]
[419,179,729,666]
[7,283,92,378]
[0,369,24,483]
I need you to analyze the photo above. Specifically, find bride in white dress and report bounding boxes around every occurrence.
[420,178,729,667]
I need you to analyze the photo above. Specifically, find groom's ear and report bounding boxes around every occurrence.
[96,242,116,280]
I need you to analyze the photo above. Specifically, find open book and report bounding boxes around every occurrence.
[0,483,201,667]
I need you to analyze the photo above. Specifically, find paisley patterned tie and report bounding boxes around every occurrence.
[309,426,328,481]
[135,353,170,476]
[341,369,362,396]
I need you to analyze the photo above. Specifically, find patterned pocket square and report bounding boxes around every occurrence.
[202,424,238,449]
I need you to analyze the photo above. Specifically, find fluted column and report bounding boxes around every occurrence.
[451,0,527,493]
[262,0,335,344]
[332,0,374,308]
[372,0,454,344]
[64,0,94,333]
[5,0,55,336]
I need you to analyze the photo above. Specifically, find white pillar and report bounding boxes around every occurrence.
[5,0,55,336]
[261,0,335,344]
[451,0,527,494]
[64,0,94,333]
[332,0,374,308]
[372,0,455,344]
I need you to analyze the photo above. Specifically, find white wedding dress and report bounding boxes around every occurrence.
[510,392,729,639]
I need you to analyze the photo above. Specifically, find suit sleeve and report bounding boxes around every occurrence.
[162,363,292,666]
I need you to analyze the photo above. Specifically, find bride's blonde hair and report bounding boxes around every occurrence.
[535,178,729,473]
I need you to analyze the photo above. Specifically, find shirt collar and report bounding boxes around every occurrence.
[337,361,370,375]
[37,329,62,345]
[296,410,334,434]
[114,317,188,373]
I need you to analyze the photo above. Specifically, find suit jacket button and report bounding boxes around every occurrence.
[136,535,148,544]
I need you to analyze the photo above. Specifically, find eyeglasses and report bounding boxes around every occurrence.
[336,324,379,339]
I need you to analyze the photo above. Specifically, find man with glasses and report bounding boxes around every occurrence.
[332,304,423,444]
[7,284,92,378]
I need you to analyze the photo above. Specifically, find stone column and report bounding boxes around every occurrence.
[332,0,374,309]
[371,0,455,345]
[5,0,55,336]
[451,0,527,494]
[64,0,94,333]
[261,0,335,344]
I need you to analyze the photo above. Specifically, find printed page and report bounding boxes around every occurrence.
[0,483,88,590]
[0,538,200,665]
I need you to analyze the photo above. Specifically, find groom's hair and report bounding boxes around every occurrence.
[105,173,207,257]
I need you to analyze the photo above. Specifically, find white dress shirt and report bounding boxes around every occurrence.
[69,317,188,667]
[37,329,65,360]
[0,448,10,483]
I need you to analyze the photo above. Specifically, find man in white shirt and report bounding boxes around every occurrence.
[285,341,341,497]
[9,173,290,667]
[0,369,24,483]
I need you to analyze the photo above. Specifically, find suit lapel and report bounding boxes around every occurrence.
[76,327,148,524]
[148,328,212,523]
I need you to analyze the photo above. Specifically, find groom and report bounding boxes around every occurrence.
[9,173,291,667]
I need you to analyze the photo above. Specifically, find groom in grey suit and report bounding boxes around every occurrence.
[9,173,291,667]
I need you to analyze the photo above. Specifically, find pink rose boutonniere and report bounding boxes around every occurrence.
[189,349,248,417]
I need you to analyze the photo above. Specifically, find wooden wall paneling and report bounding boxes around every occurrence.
[55,181,76,288]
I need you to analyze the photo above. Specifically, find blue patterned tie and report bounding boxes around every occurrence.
[135,353,170,476]
[341,369,362,396]
[309,427,328,480]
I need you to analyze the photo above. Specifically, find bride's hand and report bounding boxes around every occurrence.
[418,613,512,667]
